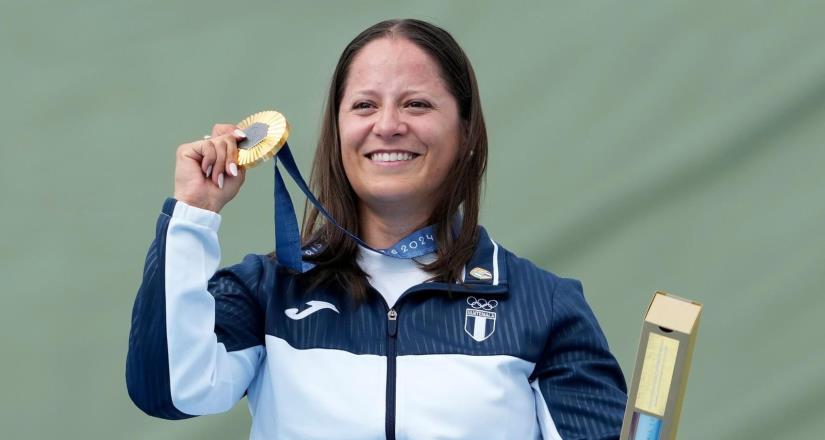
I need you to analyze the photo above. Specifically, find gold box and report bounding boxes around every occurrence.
[620,291,702,440]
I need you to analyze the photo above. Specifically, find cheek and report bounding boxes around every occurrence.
[424,146,461,192]
[337,115,352,150]
[432,123,462,168]
[338,122,359,170]
[339,116,370,155]
[338,120,365,187]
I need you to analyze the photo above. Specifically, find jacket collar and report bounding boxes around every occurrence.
[300,226,509,296]
[406,226,509,296]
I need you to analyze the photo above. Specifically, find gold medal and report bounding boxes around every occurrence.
[235,110,290,168]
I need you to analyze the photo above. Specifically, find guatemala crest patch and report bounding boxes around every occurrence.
[464,296,497,342]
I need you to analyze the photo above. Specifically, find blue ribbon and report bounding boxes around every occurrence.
[273,143,438,273]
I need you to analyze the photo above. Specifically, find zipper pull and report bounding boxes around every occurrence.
[387,309,398,337]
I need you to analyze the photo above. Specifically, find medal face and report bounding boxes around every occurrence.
[236,110,290,168]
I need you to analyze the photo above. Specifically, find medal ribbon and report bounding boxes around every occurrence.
[273,143,437,272]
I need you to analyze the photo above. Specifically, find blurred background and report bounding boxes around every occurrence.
[2,1,824,438]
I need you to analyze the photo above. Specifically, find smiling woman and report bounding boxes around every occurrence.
[126,18,628,440]
[340,37,461,235]
[303,20,487,302]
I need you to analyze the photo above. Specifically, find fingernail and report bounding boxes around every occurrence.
[229,163,238,177]
[233,129,247,138]
[218,173,224,189]
[206,165,213,178]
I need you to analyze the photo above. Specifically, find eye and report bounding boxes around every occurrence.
[407,100,432,109]
[406,100,433,114]
[352,101,374,110]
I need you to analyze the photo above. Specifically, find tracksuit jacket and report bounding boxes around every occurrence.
[126,199,628,439]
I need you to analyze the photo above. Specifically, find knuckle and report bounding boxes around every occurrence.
[212,123,234,136]
[176,144,194,160]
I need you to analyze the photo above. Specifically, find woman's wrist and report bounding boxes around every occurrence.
[169,197,223,231]
[173,193,223,213]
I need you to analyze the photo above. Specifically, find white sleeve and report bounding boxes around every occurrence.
[164,201,264,415]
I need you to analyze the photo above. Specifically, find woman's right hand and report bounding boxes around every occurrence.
[173,124,248,213]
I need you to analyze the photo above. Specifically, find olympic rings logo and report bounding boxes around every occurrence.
[467,296,498,311]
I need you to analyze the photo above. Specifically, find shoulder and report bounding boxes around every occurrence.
[210,253,281,296]
[469,226,582,298]
[496,244,607,350]
[481,230,593,327]
[494,241,613,357]
[495,241,583,300]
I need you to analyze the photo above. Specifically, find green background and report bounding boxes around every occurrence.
[3,1,824,438]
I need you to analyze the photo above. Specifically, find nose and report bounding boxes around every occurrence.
[372,107,407,139]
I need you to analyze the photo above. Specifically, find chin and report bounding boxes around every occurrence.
[363,189,418,205]
[358,185,431,211]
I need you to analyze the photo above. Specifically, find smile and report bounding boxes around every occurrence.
[366,151,419,163]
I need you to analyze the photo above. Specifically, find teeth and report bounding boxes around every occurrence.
[370,152,415,162]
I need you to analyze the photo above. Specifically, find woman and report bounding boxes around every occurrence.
[127,19,627,439]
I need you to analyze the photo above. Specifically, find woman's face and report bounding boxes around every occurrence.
[338,37,461,218]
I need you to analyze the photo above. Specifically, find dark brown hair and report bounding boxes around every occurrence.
[300,18,488,300]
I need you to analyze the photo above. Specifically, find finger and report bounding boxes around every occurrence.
[197,140,217,177]
[178,141,212,172]
[225,133,240,177]
[223,162,246,193]
[211,137,228,188]
[211,123,237,138]
[177,141,203,162]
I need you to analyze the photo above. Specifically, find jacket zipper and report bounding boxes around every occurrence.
[376,281,505,438]
[385,307,398,440]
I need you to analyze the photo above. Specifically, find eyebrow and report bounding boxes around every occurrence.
[346,89,437,99]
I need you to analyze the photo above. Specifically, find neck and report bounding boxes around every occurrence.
[358,201,432,249]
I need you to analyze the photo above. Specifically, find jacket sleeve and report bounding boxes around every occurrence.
[530,277,628,440]
[126,198,266,419]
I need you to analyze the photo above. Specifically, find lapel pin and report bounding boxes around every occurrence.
[469,267,493,280]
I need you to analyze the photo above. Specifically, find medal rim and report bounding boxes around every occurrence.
[236,110,290,168]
